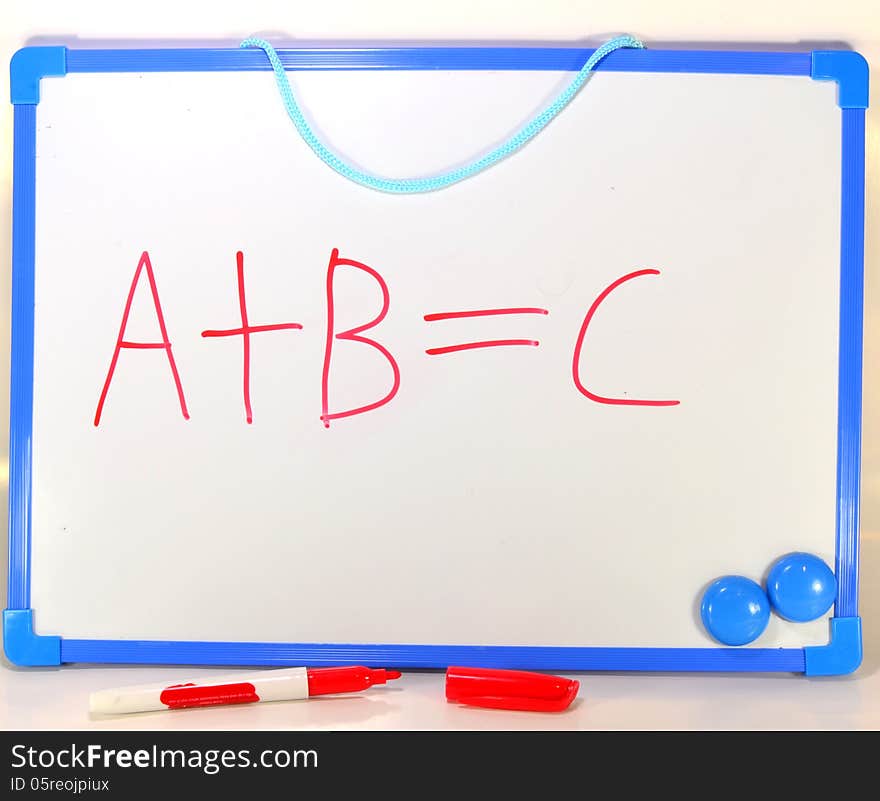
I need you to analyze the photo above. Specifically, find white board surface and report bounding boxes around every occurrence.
[29,67,841,648]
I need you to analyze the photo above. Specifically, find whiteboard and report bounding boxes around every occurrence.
[8,46,865,669]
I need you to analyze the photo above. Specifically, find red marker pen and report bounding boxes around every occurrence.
[89,666,401,715]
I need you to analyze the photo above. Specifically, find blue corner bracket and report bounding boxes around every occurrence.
[2,609,61,666]
[10,46,67,104]
[811,50,869,109]
[804,617,862,676]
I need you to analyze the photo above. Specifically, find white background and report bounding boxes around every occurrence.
[30,69,838,648]
[2,0,879,731]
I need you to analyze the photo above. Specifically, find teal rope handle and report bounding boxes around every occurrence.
[241,35,643,194]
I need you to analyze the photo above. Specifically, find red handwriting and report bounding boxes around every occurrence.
[424,306,547,356]
[423,307,549,322]
[94,253,680,426]
[426,339,539,356]
[94,251,189,426]
[201,251,303,423]
[572,269,680,407]
[320,248,401,428]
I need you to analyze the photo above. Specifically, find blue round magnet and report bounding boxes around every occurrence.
[701,576,770,646]
[766,552,836,622]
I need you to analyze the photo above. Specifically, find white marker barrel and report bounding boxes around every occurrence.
[89,667,310,715]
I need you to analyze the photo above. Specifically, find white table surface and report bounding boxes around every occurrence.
[2,0,879,731]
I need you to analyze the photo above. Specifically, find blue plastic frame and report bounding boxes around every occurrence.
[5,45,867,672]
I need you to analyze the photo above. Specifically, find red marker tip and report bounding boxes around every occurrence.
[306,666,402,696]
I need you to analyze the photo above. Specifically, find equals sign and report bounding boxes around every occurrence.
[423,307,549,355]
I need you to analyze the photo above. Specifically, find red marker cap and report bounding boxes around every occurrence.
[445,666,579,712]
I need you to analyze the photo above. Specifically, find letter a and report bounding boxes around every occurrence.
[94,251,189,425]
[321,248,400,427]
